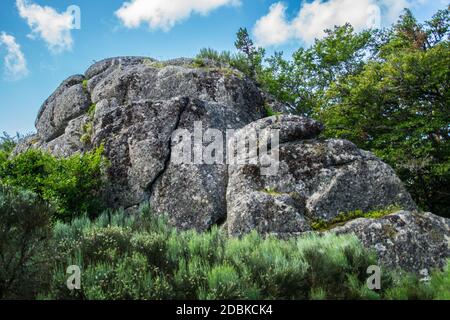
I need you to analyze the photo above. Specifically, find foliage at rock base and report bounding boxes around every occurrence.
[43,205,449,300]
[0,142,108,221]
[0,186,448,300]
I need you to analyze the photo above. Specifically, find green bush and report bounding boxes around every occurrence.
[0,132,20,166]
[0,146,109,221]
[383,261,450,300]
[0,132,16,151]
[195,47,262,80]
[0,185,53,299]
[39,207,450,300]
[430,261,450,300]
[0,199,447,300]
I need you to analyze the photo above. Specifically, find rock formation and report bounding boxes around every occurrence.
[227,116,417,237]
[16,57,449,273]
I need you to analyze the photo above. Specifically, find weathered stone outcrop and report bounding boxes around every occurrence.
[226,116,417,237]
[16,56,450,272]
[21,57,274,231]
[36,75,91,143]
[333,211,450,273]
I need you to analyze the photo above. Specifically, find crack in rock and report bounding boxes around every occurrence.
[146,97,190,198]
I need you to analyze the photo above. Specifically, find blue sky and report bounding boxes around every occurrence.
[0,0,447,134]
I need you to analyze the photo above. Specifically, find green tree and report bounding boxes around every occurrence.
[234,27,265,81]
[317,9,450,216]
[252,6,449,216]
[426,6,450,45]
[0,132,21,165]
[260,24,375,115]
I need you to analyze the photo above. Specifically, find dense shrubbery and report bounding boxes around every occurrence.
[0,132,20,165]
[43,206,377,300]
[0,142,108,221]
[0,187,448,300]
[39,205,447,300]
[316,12,450,217]
[0,186,53,299]
[195,28,265,81]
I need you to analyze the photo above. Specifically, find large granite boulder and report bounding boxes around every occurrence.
[35,75,91,143]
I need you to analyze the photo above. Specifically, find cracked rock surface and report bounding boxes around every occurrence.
[227,117,417,237]
[18,57,269,231]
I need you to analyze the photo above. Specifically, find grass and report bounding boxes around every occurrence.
[261,187,284,196]
[264,103,283,117]
[38,206,450,300]
[42,205,383,300]
[190,57,244,80]
[142,59,165,69]
[219,67,244,79]
[311,206,403,231]
[80,104,96,146]
[1,194,449,300]
[191,57,208,68]
[87,104,96,118]
[80,122,93,146]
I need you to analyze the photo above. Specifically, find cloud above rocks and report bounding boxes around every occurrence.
[16,0,74,53]
[253,0,427,46]
[115,0,241,31]
[0,32,29,81]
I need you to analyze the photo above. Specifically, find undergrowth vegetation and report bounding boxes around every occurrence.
[0,183,448,300]
[18,202,450,300]
[0,186,53,299]
[44,205,380,300]
[0,140,108,221]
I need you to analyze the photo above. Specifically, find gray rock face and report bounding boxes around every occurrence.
[25,57,269,231]
[36,75,91,142]
[21,56,417,231]
[333,211,450,273]
[226,117,417,237]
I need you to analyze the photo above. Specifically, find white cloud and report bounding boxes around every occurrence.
[253,3,292,46]
[0,32,29,81]
[253,0,428,46]
[16,0,74,53]
[116,0,241,31]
